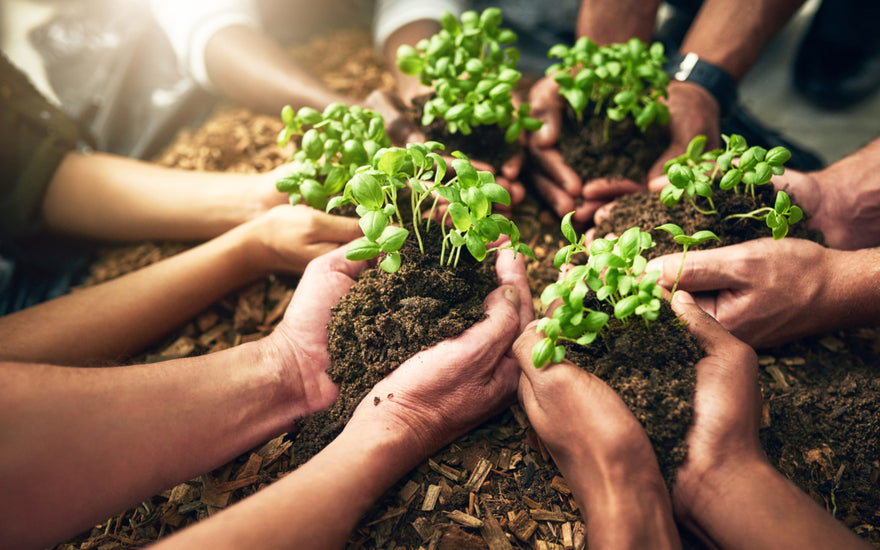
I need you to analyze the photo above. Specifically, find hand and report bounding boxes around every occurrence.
[343,247,532,462]
[667,291,764,516]
[513,318,680,548]
[647,81,721,192]
[773,165,880,250]
[645,238,837,348]
[362,89,426,146]
[245,204,362,275]
[266,246,369,418]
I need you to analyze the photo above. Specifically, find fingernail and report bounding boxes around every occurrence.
[673,290,695,305]
[504,286,520,307]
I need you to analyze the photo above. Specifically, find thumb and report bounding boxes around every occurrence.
[645,249,746,293]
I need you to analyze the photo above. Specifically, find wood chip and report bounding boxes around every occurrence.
[562,521,574,550]
[428,459,463,482]
[530,509,567,522]
[463,458,493,492]
[445,510,483,528]
[508,509,538,542]
[256,435,291,465]
[765,364,791,390]
[399,480,420,503]
[478,497,513,550]
[550,476,571,495]
[422,484,441,511]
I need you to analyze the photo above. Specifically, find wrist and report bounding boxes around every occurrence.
[665,52,737,119]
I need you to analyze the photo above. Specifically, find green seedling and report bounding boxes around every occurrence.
[276,103,390,210]
[396,7,542,142]
[532,217,662,368]
[654,224,720,299]
[329,141,533,273]
[661,134,802,239]
[546,36,670,138]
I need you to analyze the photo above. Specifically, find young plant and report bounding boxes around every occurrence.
[329,141,533,273]
[660,134,802,239]
[532,216,662,368]
[654,224,720,299]
[546,36,670,136]
[396,7,542,142]
[275,103,390,210]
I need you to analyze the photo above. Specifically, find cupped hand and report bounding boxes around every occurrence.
[668,291,764,520]
[267,246,369,418]
[645,238,836,348]
[512,324,662,493]
[647,81,721,192]
[248,204,362,275]
[344,247,532,462]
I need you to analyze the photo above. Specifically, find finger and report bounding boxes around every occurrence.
[572,200,604,227]
[645,249,747,293]
[309,211,363,243]
[528,78,563,148]
[302,244,367,282]
[592,200,618,226]
[495,248,534,330]
[512,320,546,382]
[582,178,644,202]
[501,150,524,181]
[532,172,576,218]
[648,173,670,193]
[529,147,582,196]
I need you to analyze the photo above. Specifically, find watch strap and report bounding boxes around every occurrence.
[665,52,738,119]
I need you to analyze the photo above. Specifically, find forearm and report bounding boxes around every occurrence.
[568,465,680,550]
[679,458,871,549]
[42,151,275,241]
[576,0,661,45]
[680,0,806,81]
[153,420,417,549]
[0,341,297,549]
[204,25,353,115]
[822,247,880,331]
[0,221,267,365]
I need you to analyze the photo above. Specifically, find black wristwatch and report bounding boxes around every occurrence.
[665,52,738,119]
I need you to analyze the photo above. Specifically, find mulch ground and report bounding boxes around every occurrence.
[52,28,880,550]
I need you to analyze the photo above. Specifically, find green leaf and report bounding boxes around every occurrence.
[301,129,324,160]
[346,238,381,261]
[691,230,720,243]
[655,223,684,238]
[719,168,742,190]
[541,283,567,305]
[448,202,472,232]
[774,190,791,213]
[300,179,328,210]
[553,245,572,269]
[396,45,424,75]
[765,146,791,166]
[466,231,487,261]
[480,182,511,206]
[281,105,295,127]
[379,252,402,273]
[618,227,642,260]
[378,148,406,176]
[349,172,384,209]
[668,164,693,189]
[296,106,322,126]
[359,209,389,241]
[326,195,348,213]
[532,338,555,368]
[561,212,577,244]
[788,205,804,224]
[378,225,408,253]
[276,174,301,193]
[686,135,707,162]
[614,295,640,319]
[452,157,479,187]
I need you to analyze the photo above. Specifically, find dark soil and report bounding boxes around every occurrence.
[557,103,670,184]
[407,94,520,172]
[596,184,824,258]
[290,225,497,465]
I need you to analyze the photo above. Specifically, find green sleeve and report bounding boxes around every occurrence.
[0,52,84,238]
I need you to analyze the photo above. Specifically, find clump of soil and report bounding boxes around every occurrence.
[406,94,520,172]
[563,298,701,486]
[290,226,497,464]
[596,184,823,258]
[558,103,670,184]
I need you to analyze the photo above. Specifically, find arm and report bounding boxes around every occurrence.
[0,205,361,365]
[645,238,880,348]
[513,324,680,549]
[0,247,365,549]
[149,249,532,549]
[670,291,871,549]
[41,151,288,242]
[203,24,354,114]
[647,0,807,185]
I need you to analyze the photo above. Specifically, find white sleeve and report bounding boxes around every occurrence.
[149,0,261,90]
[372,0,465,51]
